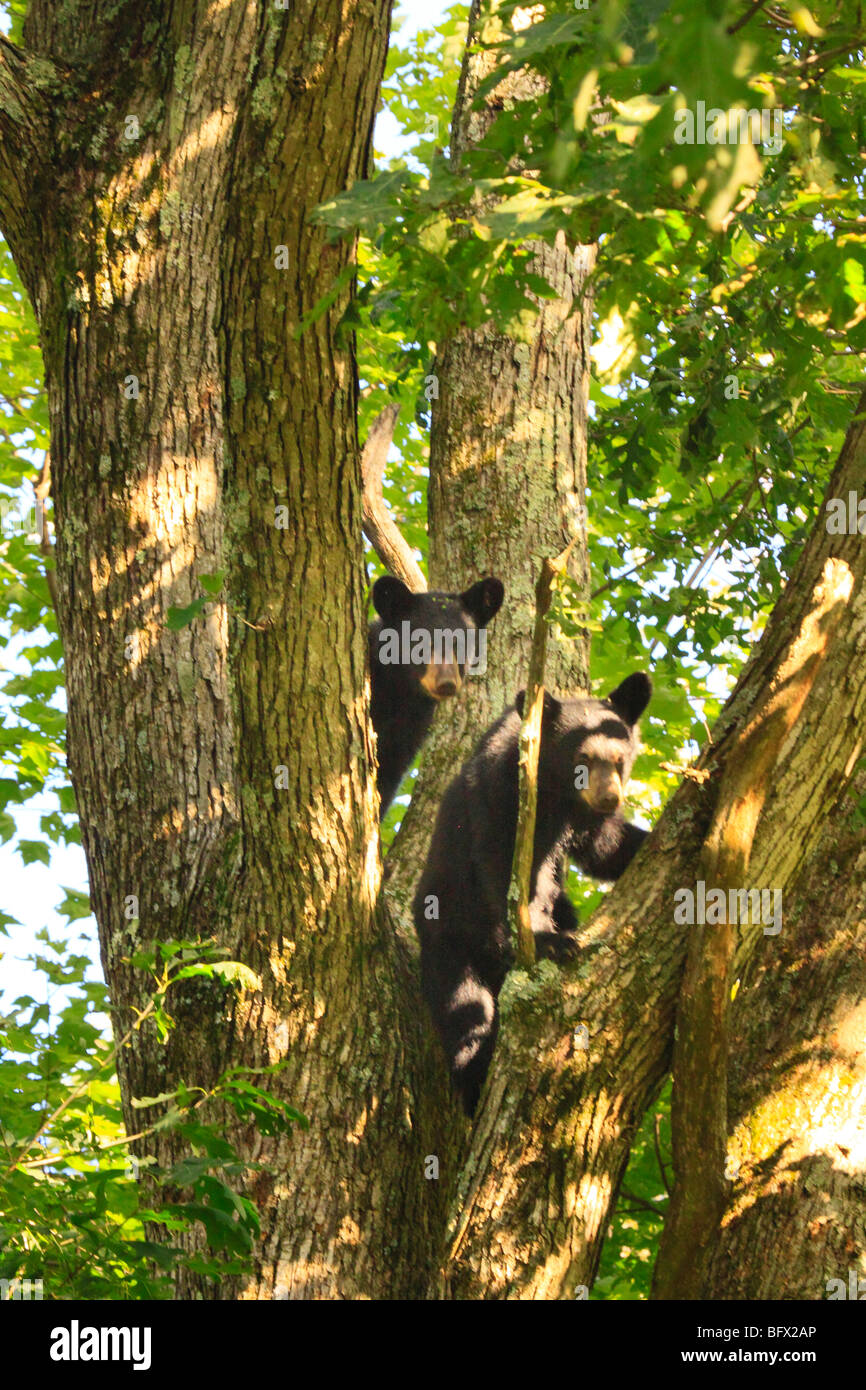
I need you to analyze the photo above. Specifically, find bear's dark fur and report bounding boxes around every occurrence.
[413,673,651,1113]
[369,575,504,816]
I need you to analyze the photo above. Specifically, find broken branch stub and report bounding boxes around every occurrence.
[361,404,427,593]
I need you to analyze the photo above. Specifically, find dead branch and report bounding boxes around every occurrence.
[361,404,427,593]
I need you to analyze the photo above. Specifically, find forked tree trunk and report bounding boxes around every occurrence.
[3,1,864,1302]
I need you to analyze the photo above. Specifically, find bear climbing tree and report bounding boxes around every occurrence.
[368,574,504,814]
[0,0,863,1304]
[415,676,651,1113]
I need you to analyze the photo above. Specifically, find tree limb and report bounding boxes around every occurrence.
[443,391,866,1300]
[361,404,427,592]
[653,551,853,1300]
[726,0,771,35]
[700,761,866,1298]
[654,1111,672,1196]
[619,1186,666,1216]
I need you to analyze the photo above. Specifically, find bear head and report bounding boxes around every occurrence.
[372,575,504,700]
[515,673,651,816]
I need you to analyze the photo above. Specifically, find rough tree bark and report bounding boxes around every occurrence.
[699,760,866,1300]
[0,0,459,1300]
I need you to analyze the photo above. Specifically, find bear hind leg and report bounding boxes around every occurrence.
[421,944,500,1116]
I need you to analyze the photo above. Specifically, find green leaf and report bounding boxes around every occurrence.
[165,596,208,630]
[209,961,263,992]
[18,839,51,867]
[57,887,93,923]
[199,570,226,596]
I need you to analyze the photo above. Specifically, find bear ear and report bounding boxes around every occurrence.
[607,672,652,725]
[372,575,414,625]
[515,688,561,721]
[460,576,504,627]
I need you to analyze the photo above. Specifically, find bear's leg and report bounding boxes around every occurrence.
[529,856,579,962]
[532,922,580,963]
[552,887,578,934]
[420,939,502,1116]
[573,816,647,882]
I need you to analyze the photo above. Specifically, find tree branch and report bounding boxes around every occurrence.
[361,404,428,592]
[653,551,852,1300]
[726,0,770,35]
[444,391,866,1300]
[619,1186,666,1216]
[654,1111,672,1196]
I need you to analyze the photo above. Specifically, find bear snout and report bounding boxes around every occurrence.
[421,664,462,699]
[584,761,625,815]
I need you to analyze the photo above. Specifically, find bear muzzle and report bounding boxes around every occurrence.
[421,663,462,700]
[582,763,624,815]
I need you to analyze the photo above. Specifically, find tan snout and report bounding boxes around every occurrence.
[584,763,624,814]
[420,663,463,700]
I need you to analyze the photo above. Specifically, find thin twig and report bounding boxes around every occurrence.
[726,0,770,35]
[3,999,157,1179]
[619,1185,667,1214]
[801,38,866,72]
[654,1111,672,1195]
[590,477,746,602]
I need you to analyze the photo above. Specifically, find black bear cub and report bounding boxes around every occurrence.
[413,673,651,1114]
[369,575,504,816]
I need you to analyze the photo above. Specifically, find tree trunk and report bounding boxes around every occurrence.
[443,396,866,1299]
[699,761,866,1300]
[1,0,458,1301]
[367,0,597,1290]
[383,0,594,935]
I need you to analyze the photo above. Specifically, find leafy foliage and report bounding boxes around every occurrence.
[336,0,864,635]
[593,1080,671,1300]
[0,1,25,44]
[0,237,71,868]
[0,936,304,1299]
